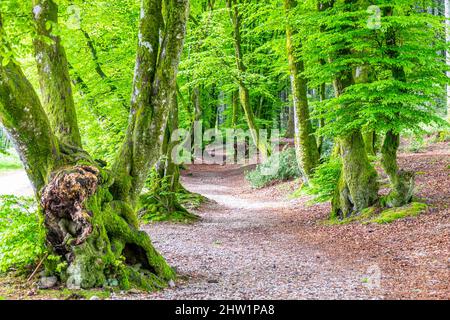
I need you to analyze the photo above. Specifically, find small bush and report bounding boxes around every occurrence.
[245,147,301,189]
[302,157,342,203]
[0,196,45,273]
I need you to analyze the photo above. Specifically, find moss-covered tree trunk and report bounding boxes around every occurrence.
[32,0,82,148]
[353,65,377,157]
[226,0,269,157]
[379,6,415,207]
[316,83,326,154]
[331,130,379,219]
[380,131,414,207]
[146,94,198,221]
[0,0,189,290]
[331,80,379,219]
[284,0,320,181]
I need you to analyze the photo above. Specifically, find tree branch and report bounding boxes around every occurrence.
[32,0,82,148]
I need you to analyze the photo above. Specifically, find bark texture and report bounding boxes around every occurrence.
[284,0,320,180]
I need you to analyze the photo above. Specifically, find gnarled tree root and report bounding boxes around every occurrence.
[41,165,175,290]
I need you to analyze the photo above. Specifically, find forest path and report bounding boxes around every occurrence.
[133,164,381,300]
[0,170,33,197]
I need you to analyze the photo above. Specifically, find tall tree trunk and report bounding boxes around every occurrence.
[112,0,189,206]
[379,6,415,207]
[326,0,378,218]
[284,0,320,181]
[32,0,82,148]
[226,0,269,156]
[0,0,189,290]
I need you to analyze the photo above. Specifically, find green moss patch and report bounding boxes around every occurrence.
[325,202,428,225]
[370,202,428,224]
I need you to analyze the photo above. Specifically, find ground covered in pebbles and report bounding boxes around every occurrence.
[0,141,448,300]
[114,141,449,300]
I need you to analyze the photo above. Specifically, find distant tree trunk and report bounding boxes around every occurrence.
[231,90,239,128]
[284,0,320,181]
[227,0,270,156]
[317,83,326,154]
[379,6,415,207]
[0,0,189,290]
[284,105,295,138]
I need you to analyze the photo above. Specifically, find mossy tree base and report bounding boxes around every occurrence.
[331,131,379,219]
[381,131,415,208]
[41,165,175,290]
[326,202,427,225]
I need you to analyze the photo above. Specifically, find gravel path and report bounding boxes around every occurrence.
[0,170,33,197]
[127,165,382,300]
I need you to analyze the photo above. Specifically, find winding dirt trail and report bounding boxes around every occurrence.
[132,164,382,300]
[1,141,447,299]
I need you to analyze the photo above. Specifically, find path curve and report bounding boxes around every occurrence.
[133,165,381,300]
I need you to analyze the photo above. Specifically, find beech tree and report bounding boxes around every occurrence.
[284,0,320,181]
[0,0,189,289]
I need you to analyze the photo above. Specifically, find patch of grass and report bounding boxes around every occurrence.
[0,152,22,172]
[370,202,428,224]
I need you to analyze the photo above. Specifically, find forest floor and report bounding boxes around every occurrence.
[0,141,448,300]
[119,140,450,300]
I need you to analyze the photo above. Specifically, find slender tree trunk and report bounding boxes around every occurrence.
[381,131,414,207]
[379,6,415,207]
[284,104,295,138]
[284,0,320,181]
[231,90,239,128]
[317,83,326,154]
[226,0,269,156]
[112,0,189,206]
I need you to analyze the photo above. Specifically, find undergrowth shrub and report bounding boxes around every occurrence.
[0,196,45,273]
[301,157,342,203]
[139,169,201,222]
[245,147,301,189]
